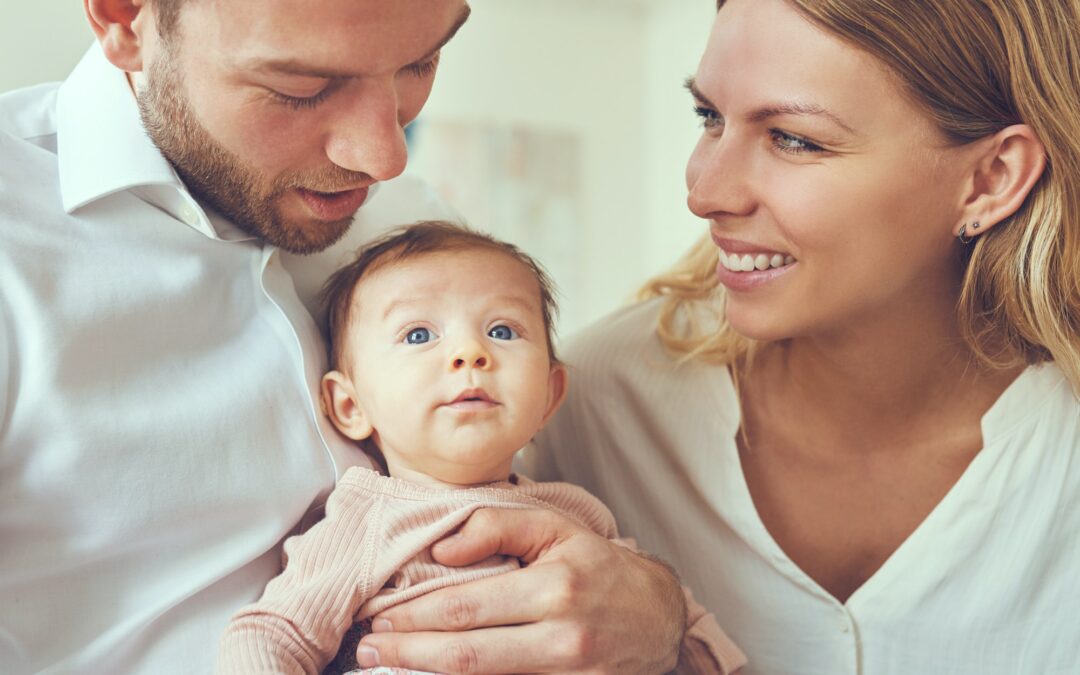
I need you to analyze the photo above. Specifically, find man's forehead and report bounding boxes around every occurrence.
[181,0,471,76]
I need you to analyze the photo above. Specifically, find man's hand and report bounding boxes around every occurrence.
[354,508,687,674]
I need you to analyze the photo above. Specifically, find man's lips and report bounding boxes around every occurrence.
[296,186,370,221]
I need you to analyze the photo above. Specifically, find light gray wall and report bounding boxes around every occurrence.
[1,2,92,92]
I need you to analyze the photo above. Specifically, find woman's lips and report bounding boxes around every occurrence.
[296,186,370,221]
[715,247,798,291]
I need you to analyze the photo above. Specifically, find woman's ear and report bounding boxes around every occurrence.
[320,371,374,441]
[540,364,570,427]
[954,123,1046,239]
[84,0,153,72]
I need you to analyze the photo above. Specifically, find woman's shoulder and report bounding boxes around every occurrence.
[985,362,1080,447]
[559,297,672,376]
[559,296,730,398]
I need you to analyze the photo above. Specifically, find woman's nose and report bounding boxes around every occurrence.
[686,134,756,220]
[450,339,492,371]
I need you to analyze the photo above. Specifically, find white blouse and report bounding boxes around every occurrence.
[528,298,1080,675]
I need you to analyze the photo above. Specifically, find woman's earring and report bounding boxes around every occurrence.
[958,222,980,245]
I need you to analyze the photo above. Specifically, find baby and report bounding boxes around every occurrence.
[215,221,743,675]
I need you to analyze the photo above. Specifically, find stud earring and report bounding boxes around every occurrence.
[958,222,980,245]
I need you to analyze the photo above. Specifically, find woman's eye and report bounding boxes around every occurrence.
[488,325,519,341]
[770,130,824,154]
[405,327,434,344]
[693,106,724,130]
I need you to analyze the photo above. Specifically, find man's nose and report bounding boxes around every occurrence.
[450,339,492,372]
[324,80,408,182]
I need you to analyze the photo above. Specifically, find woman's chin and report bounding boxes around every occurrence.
[724,306,797,344]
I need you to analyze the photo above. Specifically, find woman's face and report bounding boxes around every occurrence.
[687,0,976,342]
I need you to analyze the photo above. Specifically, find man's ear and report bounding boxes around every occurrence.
[539,364,569,427]
[954,123,1046,240]
[84,0,154,72]
[321,371,375,441]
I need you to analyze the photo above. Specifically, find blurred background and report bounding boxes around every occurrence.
[1,0,714,337]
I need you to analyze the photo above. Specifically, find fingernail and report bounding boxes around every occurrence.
[435,534,460,550]
[357,645,380,668]
[372,618,393,633]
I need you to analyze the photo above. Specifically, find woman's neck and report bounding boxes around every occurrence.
[743,294,1023,456]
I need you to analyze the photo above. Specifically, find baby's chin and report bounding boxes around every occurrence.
[384,449,519,490]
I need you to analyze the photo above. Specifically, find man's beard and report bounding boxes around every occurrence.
[136,50,364,254]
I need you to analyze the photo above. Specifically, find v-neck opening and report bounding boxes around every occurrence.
[715,363,1059,610]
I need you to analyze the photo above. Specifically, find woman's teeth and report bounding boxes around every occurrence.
[719,249,796,272]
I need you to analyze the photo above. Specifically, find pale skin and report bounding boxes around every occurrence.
[321,249,571,490]
[688,0,1046,603]
[83,0,686,671]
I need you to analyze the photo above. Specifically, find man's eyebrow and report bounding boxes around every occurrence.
[684,76,856,134]
[244,3,472,80]
[415,3,472,64]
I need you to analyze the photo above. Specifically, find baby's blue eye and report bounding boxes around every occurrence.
[488,325,519,341]
[406,327,434,344]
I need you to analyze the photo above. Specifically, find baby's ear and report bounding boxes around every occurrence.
[320,371,374,441]
[540,363,569,426]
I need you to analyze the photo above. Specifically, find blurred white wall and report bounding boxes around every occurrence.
[0,2,92,92]
[0,0,715,334]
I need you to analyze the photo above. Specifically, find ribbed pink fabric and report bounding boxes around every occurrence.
[216,467,745,675]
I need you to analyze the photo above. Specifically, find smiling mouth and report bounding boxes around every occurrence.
[718,248,796,273]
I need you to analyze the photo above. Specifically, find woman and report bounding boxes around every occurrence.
[529,0,1080,673]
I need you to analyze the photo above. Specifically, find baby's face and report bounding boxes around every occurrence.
[328,248,565,487]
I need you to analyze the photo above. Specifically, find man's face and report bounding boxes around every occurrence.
[135,0,470,254]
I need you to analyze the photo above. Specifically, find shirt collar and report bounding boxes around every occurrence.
[56,43,183,215]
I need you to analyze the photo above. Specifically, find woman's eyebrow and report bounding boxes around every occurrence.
[748,102,856,134]
[684,77,857,134]
[684,77,712,106]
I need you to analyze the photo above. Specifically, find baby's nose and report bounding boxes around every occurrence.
[450,339,491,371]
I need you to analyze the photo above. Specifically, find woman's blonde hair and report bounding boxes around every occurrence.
[643,0,1080,390]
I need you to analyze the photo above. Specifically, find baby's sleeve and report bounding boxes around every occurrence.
[676,585,747,675]
[215,481,381,675]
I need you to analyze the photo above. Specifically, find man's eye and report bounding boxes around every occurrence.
[268,88,332,111]
[405,327,434,344]
[488,325,519,341]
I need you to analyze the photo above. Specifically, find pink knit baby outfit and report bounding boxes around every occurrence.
[216,467,745,675]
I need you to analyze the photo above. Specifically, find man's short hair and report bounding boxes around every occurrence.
[320,220,560,371]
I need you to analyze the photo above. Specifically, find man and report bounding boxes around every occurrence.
[0,0,689,673]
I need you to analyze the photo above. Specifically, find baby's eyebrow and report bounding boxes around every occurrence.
[380,297,428,321]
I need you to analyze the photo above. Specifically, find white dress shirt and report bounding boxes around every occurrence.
[0,44,454,675]
[528,298,1080,675]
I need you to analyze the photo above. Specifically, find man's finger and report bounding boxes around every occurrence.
[358,623,588,675]
[431,507,583,566]
[372,562,568,633]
